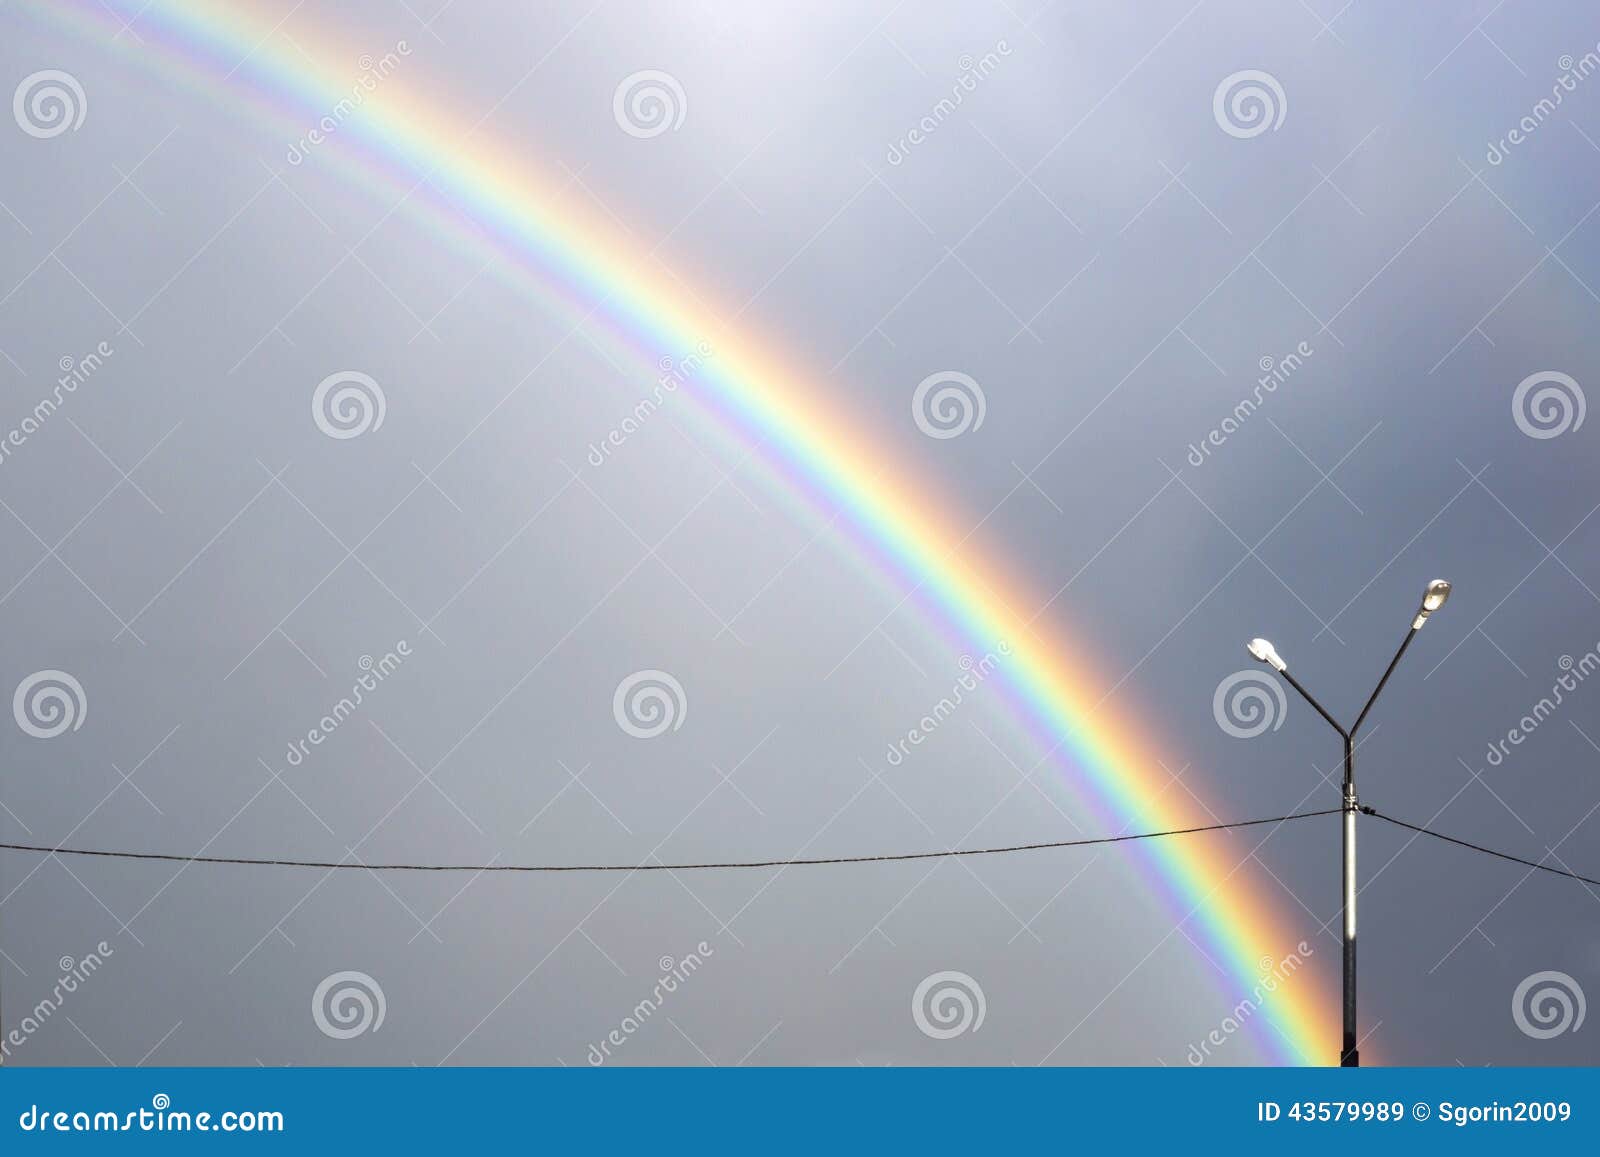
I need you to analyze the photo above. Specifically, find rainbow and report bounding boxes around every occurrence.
[23,0,1337,1063]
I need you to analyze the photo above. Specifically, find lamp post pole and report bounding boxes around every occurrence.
[1342,732,1356,1067]
[1245,579,1452,1067]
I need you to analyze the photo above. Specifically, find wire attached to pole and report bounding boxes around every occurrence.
[1363,807,1600,888]
[0,808,1342,873]
[5,808,1592,883]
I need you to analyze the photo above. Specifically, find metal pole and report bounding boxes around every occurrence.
[1251,584,1450,1067]
[1340,622,1415,1068]
[1341,733,1358,1067]
[1278,667,1358,1067]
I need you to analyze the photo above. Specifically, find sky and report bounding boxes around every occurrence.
[0,0,1597,1067]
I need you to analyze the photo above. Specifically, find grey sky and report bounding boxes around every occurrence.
[1,0,1597,1066]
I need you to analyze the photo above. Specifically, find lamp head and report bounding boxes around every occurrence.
[1246,637,1287,673]
[1414,578,1452,628]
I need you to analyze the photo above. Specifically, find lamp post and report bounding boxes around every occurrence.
[1246,579,1452,1067]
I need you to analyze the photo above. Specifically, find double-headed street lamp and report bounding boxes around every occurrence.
[1245,579,1452,1067]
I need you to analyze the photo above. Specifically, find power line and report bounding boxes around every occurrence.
[7,807,1593,884]
[0,808,1341,873]
[1363,807,1600,888]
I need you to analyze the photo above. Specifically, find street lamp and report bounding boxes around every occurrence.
[1246,579,1452,1068]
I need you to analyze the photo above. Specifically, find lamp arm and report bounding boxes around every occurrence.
[1278,668,1348,740]
[1351,623,1420,738]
